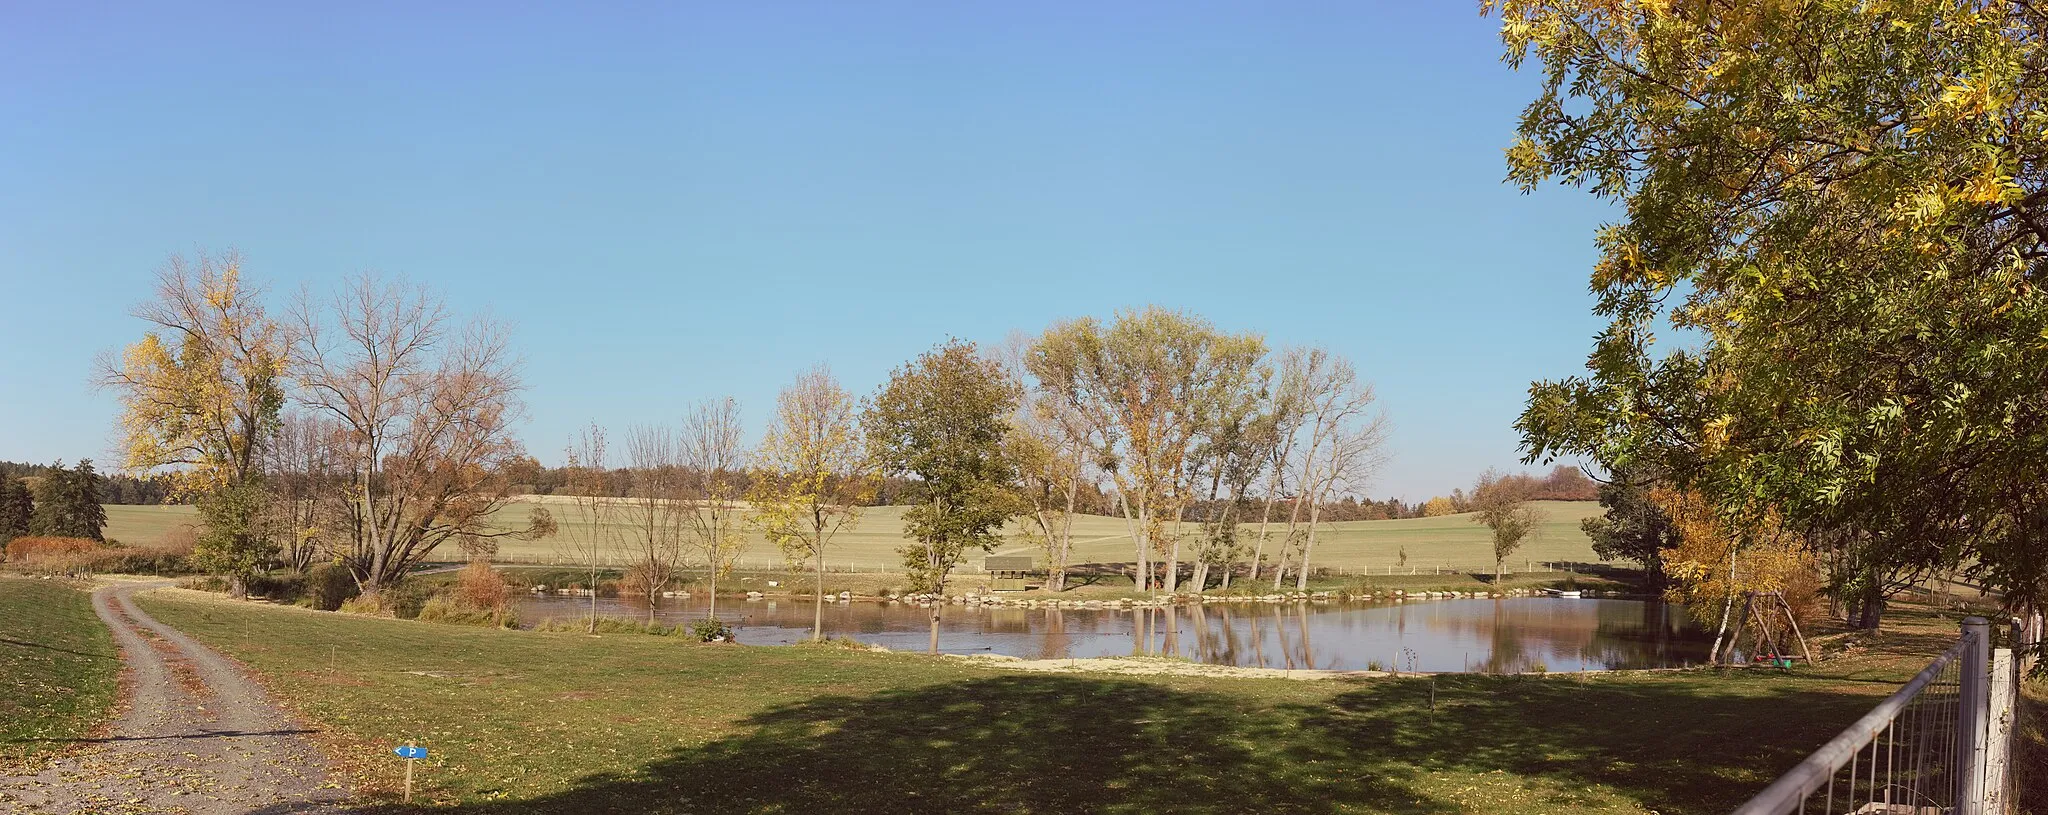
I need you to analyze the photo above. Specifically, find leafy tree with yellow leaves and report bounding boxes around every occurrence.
[1653,488,1822,662]
[751,365,870,642]
[1502,0,2048,629]
[101,252,287,592]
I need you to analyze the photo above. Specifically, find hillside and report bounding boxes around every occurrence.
[102,499,1610,574]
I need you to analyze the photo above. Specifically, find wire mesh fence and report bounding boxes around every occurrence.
[1731,617,2008,815]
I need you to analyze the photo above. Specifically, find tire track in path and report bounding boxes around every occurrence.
[0,581,355,814]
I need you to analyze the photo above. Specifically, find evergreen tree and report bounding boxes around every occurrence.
[0,477,32,543]
[29,460,108,541]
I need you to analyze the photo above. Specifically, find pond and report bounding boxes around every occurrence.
[516,593,1717,673]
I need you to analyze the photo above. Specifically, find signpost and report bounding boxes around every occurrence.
[392,743,428,802]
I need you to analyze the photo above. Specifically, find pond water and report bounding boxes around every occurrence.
[516,593,1716,673]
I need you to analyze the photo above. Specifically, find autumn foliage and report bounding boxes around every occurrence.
[1653,489,1824,625]
[456,559,511,612]
[3,537,102,566]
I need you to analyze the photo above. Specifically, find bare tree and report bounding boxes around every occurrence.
[622,424,686,624]
[1248,349,1311,587]
[291,274,550,596]
[680,397,748,623]
[751,366,870,641]
[559,424,616,633]
[1289,350,1388,590]
[260,411,343,572]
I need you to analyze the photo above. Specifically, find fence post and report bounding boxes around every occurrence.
[1957,616,1989,814]
[1984,646,2015,814]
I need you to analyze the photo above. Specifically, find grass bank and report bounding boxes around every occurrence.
[0,578,118,763]
[136,588,1968,814]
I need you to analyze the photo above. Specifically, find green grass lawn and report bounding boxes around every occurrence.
[0,578,118,763]
[106,500,1606,576]
[137,588,1953,814]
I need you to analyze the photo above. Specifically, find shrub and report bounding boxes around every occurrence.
[338,594,387,616]
[456,560,509,612]
[384,581,435,619]
[245,572,307,602]
[306,564,359,611]
[78,546,197,576]
[179,575,230,592]
[416,595,516,628]
[690,618,735,643]
[4,537,101,571]
[339,581,434,619]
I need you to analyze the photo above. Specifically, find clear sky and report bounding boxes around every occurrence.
[0,1,1613,501]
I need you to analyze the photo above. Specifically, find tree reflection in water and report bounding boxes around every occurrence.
[516,594,1714,672]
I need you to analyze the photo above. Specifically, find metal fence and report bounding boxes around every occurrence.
[1731,616,2027,815]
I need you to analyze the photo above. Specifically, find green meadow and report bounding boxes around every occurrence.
[136,587,1949,814]
[0,579,119,762]
[104,499,1607,575]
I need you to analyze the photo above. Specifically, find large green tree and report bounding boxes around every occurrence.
[1497,0,2048,628]
[29,461,108,542]
[1579,463,1674,587]
[865,340,1024,653]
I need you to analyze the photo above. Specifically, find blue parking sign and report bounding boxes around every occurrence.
[393,745,428,759]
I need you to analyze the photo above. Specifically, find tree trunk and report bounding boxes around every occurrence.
[1164,523,1181,594]
[928,605,941,654]
[1134,505,1152,593]
[707,567,719,622]
[812,542,825,642]
[1051,484,1077,593]
[1296,505,1322,591]
[1248,494,1278,586]
[1708,592,1736,665]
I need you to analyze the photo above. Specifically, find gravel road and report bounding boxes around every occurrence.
[0,581,355,814]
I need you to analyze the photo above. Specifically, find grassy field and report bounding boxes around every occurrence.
[102,504,201,547]
[105,500,1606,575]
[0,578,118,763]
[137,588,1972,814]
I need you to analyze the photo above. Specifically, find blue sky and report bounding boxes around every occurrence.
[0,1,1614,501]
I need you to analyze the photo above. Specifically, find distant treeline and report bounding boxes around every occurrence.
[1463,466,1599,504]
[0,460,178,505]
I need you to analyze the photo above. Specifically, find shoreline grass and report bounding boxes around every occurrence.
[134,587,1975,814]
[0,578,118,764]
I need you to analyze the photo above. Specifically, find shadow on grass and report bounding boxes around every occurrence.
[364,671,1880,815]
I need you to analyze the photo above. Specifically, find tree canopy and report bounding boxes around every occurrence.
[1498,0,2048,622]
[866,339,1024,594]
[29,461,108,542]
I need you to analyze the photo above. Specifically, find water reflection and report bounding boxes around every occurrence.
[517,594,1714,672]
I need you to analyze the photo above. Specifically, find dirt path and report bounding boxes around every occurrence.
[0,581,354,814]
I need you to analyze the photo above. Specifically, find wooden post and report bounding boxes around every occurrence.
[404,741,417,803]
[1775,593,1815,664]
